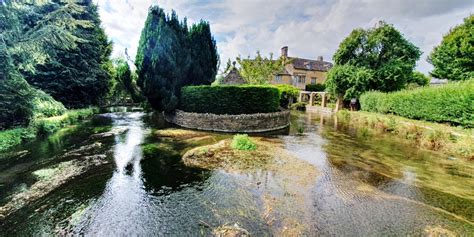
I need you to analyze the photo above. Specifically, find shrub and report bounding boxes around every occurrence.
[273,84,299,108]
[360,80,474,127]
[231,134,257,151]
[180,85,280,114]
[305,83,326,92]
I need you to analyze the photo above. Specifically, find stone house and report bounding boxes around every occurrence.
[271,46,333,90]
[221,62,246,85]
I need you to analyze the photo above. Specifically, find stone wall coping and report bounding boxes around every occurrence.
[165,110,290,133]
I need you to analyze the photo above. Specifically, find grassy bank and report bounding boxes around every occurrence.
[0,108,98,153]
[336,110,474,160]
[360,80,474,128]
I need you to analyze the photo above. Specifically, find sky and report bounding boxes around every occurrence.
[97,0,473,74]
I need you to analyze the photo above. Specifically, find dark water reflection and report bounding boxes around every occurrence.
[0,109,473,236]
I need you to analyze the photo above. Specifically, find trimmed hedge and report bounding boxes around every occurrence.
[273,84,299,108]
[180,85,280,114]
[305,83,326,92]
[360,80,474,127]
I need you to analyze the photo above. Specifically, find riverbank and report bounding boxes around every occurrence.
[0,108,98,153]
[336,110,474,160]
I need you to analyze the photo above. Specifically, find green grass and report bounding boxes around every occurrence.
[0,108,97,153]
[337,110,474,159]
[231,134,257,151]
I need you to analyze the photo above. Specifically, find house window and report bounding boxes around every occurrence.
[297,75,306,84]
[311,77,317,84]
[275,75,282,82]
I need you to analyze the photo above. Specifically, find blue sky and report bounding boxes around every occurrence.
[97,0,473,74]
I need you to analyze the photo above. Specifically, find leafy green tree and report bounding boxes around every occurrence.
[237,51,290,84]
[24,0,114,108]
[429,15,474,81]
[408,71,430,87]
[327,21,421,100]
[110,57,144,103]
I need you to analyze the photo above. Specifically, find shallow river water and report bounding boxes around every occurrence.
[0,108,473,236]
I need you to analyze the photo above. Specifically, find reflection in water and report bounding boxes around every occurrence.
[0,110,473,235]
[74,112,149,235]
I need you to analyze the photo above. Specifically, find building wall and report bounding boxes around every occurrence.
[270,64,329,90]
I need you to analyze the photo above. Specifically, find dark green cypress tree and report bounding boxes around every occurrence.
[136,6,219,112]
[187,21,219,86]
[136,6,191,112]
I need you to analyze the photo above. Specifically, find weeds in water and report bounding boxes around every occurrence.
[231,134,257,151]
[296,124,305,135]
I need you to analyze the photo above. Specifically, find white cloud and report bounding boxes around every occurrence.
[97,0,473,74]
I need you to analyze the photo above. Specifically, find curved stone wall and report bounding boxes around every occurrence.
[165,110,290,133]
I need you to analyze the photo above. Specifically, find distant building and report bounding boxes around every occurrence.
[271,46,333,90]
[221,62,246,85]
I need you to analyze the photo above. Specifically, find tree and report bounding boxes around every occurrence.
[237,51,290,84]
[326,21,421,101]
[23,0,114,108]
[429,15,474,81]
[408,71,430,87]
[110,57,144,103]
[136,6,218,112]
[187,21,219,86]
[0,0,89,127]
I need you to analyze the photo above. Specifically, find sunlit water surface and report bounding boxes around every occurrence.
[0,108,473,236]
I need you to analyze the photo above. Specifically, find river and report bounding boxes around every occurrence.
[0,108,473,236]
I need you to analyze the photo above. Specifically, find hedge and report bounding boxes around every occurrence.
[273,84,299,108]
[305,83,326,92]
[360,80,474,127]
[180,85,280,114]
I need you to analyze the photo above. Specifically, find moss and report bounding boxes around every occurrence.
[231,134,257,151]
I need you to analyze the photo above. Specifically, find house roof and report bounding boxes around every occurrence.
[288,57,333,71]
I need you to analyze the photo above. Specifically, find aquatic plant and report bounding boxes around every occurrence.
[231,134,257,151]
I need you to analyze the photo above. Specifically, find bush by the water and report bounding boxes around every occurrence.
[0,108,96,152]
[180,85,280,114]
[360,80,474,127]
[273,84,299,108]
[305,83,326,92]
[231,134,257,151]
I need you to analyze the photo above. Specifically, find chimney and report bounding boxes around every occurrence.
[317,56,323,61]
[281,46,288,57]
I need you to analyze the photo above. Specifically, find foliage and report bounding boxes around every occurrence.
[273,84,299,108]
[136,6,218,112]
[180,85,280,115]
[0,108,96,152]
[360,80,474,127]
[211,75,224,86]
[290,102,307,111]
[407,71,430,87]
[23,1,114,108]
[429,15,474,81]
[187,21,219,86]
[325,64,373,99]
[326,22,421,99]
[237,51,291,84]
[305,83,326,92]
[231,134,257,151]
[109,57,143,104]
